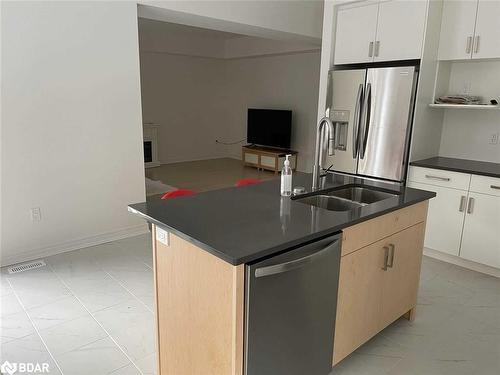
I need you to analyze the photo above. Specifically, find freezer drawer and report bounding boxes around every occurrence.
[244,234,341,375]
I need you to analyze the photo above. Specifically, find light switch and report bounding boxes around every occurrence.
[156,227,169,246]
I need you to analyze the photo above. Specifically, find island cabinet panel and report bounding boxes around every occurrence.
[380,223,425,328]
[341,201,428,256]
[152,226,244,375]
[333,203,428,366]
[333,239,385,364]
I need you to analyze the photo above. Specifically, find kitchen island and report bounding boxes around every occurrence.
[128,172,435,375]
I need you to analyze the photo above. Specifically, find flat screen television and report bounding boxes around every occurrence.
[247,108,292,149]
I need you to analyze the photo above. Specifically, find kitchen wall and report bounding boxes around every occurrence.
[438,61,500,163]
[1,2,147,265]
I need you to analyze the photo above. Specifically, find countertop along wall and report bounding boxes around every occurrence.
[1,2,147,265]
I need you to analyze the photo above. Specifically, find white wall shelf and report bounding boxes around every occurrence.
[429,103,500,110]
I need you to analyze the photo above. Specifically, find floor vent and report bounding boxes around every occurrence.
[8,260,46,274]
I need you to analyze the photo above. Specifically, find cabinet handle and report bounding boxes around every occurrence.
[368,41,374,57]
[382,246,390,271]
[387,244,395,268]
[425,174,450,182]
[467,197,475,214]
[474,35,480,53]
[459,195,467,212]
[466,36,472,54]
[491,185,500,190]
[374,41,380,57]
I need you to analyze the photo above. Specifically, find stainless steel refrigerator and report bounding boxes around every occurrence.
[324,66,418,182]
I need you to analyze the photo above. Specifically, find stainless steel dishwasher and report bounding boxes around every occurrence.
[244,233,341,375]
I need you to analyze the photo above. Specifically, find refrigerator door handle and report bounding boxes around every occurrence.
[352,84,364,159]
[359,83,372,159]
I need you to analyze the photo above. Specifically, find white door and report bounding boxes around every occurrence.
[374,0,427,62]
[438,0,478,60]
[460,193,500,268]
[334,3,379,65]
[408,182,467,256]
[472,0,500,59]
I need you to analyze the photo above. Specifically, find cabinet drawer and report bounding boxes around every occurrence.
[469,175,500,197]
[408,166,471,190]
[260,155,276,169]
[341,201,428,257]
[244,153,259,165]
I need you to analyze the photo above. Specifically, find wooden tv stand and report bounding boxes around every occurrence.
[242,145,298,174]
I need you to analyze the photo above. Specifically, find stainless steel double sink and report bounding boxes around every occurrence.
[293,186,398,212]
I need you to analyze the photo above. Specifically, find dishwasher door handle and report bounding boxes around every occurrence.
[254,240,339,278]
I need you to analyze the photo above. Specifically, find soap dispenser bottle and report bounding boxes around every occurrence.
[280,154,292,197]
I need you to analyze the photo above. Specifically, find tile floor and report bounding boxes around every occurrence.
[1,234,499,374]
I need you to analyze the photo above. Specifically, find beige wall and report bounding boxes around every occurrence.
[223,52,321,171]
[1,2,147,265]
[139,50,321,170]
[140,52,228,164]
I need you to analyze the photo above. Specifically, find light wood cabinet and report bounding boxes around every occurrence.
[334,0,427,65]
[380,224,425,327]
[333,240,385,363]
[460,192,500,268]
[438,0,500,60]
[152,228,244,375]
[333,203,428,365]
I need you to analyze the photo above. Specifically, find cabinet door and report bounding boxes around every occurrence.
[408,182,467,256]
[374,0,427,62]
[438,0,478,60]
[460,193,500,268]
[380,223,425,328]
[472,0,500,59]
[333,240,384,364]
[334,3,379,65]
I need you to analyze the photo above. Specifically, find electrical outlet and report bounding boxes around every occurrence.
[489,133,499,145]
[30,207,42,222]
[156,226,169,246]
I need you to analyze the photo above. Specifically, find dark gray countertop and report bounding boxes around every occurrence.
[128,173,435,265]
[410,157,500,178]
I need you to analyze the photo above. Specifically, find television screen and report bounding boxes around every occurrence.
[247,108,292,149]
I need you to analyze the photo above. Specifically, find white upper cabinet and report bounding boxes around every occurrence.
[334,0,427,65]
[472,0,500,59]
[438,0,478,60]
[438,0,500,60]
[334,3,379,65]
[374,0,427,62]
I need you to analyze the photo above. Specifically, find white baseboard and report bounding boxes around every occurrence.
[424,247,500,278]
[1,224,150,267]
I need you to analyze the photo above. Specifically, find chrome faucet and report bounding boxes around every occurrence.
[312,116,335,190]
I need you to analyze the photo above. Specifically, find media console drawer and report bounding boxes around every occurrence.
[242,145,298,174]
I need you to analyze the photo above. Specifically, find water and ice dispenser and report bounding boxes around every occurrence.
[330,110,349,152]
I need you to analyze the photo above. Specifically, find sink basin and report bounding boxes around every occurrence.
[295,195,363,212]
[326,187,397,204]
[293,186,398,212]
